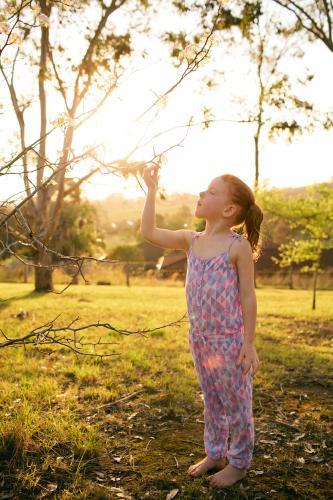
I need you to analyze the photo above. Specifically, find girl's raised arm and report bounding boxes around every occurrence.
[140,165,191,251]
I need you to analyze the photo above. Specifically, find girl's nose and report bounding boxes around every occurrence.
[199,191,205,198]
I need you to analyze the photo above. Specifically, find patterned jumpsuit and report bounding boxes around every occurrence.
[185,230,254,470]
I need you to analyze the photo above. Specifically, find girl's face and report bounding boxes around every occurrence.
[195,178,236,220]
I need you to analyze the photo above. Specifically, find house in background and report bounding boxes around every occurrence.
[156,244,282,280]
[155,243,333,279]
[156,250,187,278]
[137,241,164,270]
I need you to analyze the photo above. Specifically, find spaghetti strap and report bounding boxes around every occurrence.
[186,231,201,256]
[227,232,243,256]
[189,231,201,248]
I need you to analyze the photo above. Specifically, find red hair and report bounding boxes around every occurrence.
[220,174,264,262]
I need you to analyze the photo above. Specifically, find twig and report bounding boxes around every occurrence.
[96,388,146,409]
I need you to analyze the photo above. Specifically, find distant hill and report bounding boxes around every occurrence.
[92,192,198,249]
[91,181,333,250]
[92,180,333,224]
[92,192,198,224]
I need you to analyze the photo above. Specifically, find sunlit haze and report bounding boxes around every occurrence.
[1,1,332,204]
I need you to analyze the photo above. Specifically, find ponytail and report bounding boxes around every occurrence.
[220,174,264,262]
[244,203,264,262]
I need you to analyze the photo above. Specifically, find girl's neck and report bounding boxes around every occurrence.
[202,223,232,238]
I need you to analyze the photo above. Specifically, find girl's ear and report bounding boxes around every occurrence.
[224,204,237,217]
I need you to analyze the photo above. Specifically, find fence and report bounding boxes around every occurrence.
[0,258,333,290]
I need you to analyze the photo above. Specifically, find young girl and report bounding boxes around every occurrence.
[140,165,263,489]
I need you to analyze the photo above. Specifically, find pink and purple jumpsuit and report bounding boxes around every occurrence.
[185,230,254,470]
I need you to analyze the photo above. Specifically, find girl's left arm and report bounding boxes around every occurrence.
[233,239,260,376]
[235,239,257,345]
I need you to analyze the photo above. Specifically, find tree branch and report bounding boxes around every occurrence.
[0,312,189,358]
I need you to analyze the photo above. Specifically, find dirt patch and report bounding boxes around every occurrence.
[290,319,333,346]
[78,379,332,499]
[1,378,332,499]
[262,315,333,347]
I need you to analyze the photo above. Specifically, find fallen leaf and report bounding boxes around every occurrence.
[293,433,306,441]
[45,483,57,492]
[304,443,316,454]
[252,470,264,475]
[239,482,249,499]
[166,489,179,500]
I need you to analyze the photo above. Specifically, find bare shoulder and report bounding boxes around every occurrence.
[183,229,196,251]
[229,233,253,266]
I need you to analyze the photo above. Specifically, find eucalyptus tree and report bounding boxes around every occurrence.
[0,0,221,291]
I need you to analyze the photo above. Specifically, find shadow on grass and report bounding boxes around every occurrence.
[0,289,51,312]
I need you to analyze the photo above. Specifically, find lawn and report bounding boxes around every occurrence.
[0,283,332,499]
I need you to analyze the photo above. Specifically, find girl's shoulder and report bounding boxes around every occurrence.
[190,230,202,239]
[184,230,201,253]
[230,231,244,242]
[229,231,251,256]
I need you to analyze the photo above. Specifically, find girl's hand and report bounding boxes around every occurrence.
[236,341,260,377]
[142,164,160,191]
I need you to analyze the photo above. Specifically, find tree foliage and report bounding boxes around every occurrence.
[259,181,333,308]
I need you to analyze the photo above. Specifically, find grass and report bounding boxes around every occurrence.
[0,283,332,499]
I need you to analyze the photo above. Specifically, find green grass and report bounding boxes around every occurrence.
[0,283,332,498]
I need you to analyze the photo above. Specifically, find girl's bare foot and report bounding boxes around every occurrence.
[207,463,247,488]
[187,456,228,477]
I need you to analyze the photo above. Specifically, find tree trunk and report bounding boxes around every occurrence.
[23,264,29,283]
[124,264,130,287]
[312,269,318,310]
[72,274,79,285]
[35,249,54,292]
[288,266,294,289]
[254,133,259,192]
[254,39,264,194]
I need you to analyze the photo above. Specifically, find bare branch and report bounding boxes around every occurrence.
[0,313,189,359]
[47,43,70,113]
[0,127,56,174]
[0,144,100,227]
[132,4,223,125]
[272,0,333,51]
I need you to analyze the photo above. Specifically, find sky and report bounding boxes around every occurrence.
[1,0,332,204]
[80,34,333,201]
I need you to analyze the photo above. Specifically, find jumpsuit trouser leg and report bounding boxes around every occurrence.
[189,330,254,470]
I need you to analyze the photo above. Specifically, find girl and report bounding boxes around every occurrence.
[140,165,262,489]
